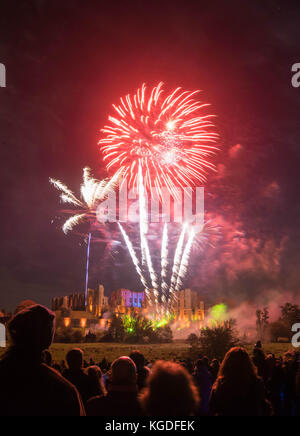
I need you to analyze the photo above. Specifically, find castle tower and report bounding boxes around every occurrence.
[99,284,105,314]
[62,296,69,309]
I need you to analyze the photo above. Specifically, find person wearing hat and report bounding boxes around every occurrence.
[0,304,85,416]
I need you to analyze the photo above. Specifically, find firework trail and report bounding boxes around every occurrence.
[100,82,218,198]
[174,222,220,293]
[99,83,219,317]
[175,227,196,292]
[84,232,92,309]
[50,179,84,208]
[50,167,121,234]
[118,222,151,300]
[50,167,121,307]
[161,223,169,305]
[61,213,86,234]
[138,164,159,307]
[138,163,148,265]
[168,224,187,310]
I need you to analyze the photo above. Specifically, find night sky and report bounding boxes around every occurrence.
[1,0,300,311]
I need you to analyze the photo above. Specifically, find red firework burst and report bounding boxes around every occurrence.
[99,82,218,196]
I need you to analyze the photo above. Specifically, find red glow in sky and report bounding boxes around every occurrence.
[100,82,218,196]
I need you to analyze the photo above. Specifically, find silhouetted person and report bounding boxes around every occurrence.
[129,350,150,391]
[255,341,262,349]
[253,347,268,383]
[202,356,210,369]
[210,359,220,382]
[193,359,213,415]
[265,354,284,416]
[0,304,84,416]
[185,357,194,374]
[15,300,37,314]
[140,360,199,416]
[282,352,297,416]
[99,357,108,371]
[63,348,95,404]
[87,356,141,416]
[87,365,106,398]
[42,350,52,367]
[210,347,269,416]
[52,363,62,374]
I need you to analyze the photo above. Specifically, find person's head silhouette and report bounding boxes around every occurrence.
[8,304,55,356]
[66,349,84,371]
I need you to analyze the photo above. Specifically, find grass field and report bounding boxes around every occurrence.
[0,342,296,363]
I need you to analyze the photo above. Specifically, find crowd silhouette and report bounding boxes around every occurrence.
[0,304,299,416]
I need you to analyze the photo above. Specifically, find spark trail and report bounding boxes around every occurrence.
[138,164,159,308]
[118,222,150,299]
[168,224,187,310]
[175,227,196,292]
[161,223,169,306]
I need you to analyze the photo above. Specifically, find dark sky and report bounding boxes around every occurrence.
[1,0,300,311]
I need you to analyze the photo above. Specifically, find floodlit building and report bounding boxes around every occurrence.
[52,285,205,329]
[110,288,146,314]
[175,288,205,322]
